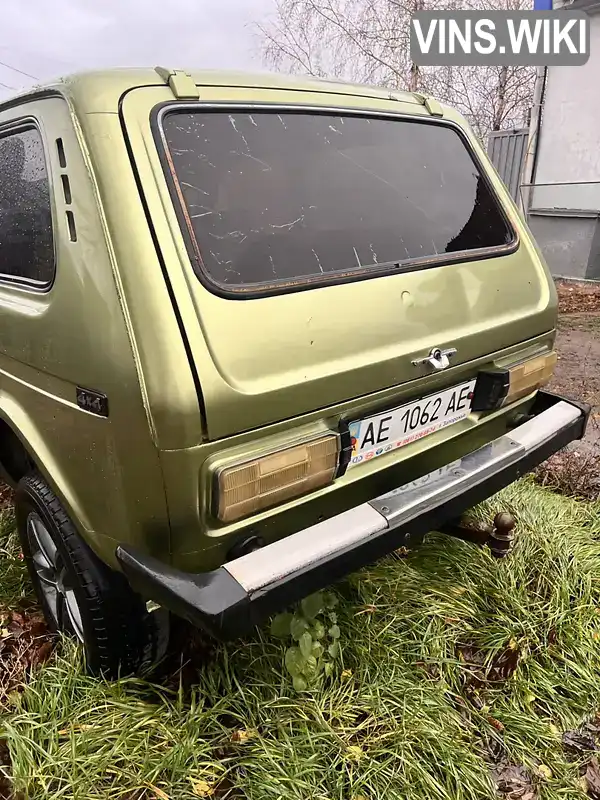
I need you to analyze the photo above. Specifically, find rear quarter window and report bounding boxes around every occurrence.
[157,108,516,296]
[0,126,54,286]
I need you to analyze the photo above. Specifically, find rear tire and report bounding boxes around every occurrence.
[15,472,168,678]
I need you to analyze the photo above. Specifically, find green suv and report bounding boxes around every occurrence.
[0,67,588,676]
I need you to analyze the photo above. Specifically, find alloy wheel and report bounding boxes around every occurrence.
[26,512,84,642]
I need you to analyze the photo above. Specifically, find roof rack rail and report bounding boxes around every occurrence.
[412,92,443,117]
[154,67,199,100]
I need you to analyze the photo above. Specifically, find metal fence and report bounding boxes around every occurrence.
[487,128,529,202]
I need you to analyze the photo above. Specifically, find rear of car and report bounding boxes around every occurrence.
[74,70,587,641]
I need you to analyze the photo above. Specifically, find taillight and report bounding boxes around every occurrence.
[214,434,340,523]
[471,352,557,412]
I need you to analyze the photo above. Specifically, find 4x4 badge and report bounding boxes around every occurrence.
[76,387,109,417]
[412,347,457,371]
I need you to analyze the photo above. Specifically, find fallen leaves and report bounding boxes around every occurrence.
[0,484,13,512]
[488,646,521,683]
[584,760,600,800]
[230,728,256,744]
[559,723,600,798]
[191,780,214,798]
[534,448,600,502]
[487,715,505,732]
[536,764,552,781]
[557,280,600,315]
[457,638,521,688]
[562,730,597,757]
[346,745,364,762]
[0,738,13,800]
[492,763,537,799]
[0,609,53,707]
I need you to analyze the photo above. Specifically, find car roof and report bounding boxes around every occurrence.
[0,67,423,115]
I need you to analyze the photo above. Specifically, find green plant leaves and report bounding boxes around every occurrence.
[312,641,324,659]
[290,615,310,641]
[301,592,324,619]
[292,675,308,692]
[270,613,293,638]
[270,591,342,692]
[312,620,325,640]
[284,646,304,677]
[304,655,318,677]
[328,641,340,659]
[299,631,313,659]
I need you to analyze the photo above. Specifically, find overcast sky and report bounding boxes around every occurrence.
[0,0,274,99]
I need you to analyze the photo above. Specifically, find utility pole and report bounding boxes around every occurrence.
[521,65,547,214]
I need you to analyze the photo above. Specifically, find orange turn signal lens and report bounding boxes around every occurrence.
[505,351,557,405]
[215,434,340,523]
[471,351,557,412]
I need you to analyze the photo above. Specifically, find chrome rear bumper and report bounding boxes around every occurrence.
[117,392,589,639]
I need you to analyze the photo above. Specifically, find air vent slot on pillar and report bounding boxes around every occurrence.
[56,138,77,242]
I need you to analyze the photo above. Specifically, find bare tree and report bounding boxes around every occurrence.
[258,0,434,90]
[430,62,536,138]
[256,0,535,139]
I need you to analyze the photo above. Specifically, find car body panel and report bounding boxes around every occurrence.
[0,92,170,567]
[0,69,559,575]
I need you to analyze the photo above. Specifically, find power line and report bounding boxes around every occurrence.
[0,80,15,90]
[0,60,37,80]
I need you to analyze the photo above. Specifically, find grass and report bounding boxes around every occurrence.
[0,513,30,612]
[1,480,600,798]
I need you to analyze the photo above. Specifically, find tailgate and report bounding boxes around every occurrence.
[121,84,556,441]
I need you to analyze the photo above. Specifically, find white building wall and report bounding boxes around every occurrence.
[532,13,600,211]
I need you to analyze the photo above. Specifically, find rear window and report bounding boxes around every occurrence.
[158,109,515,295]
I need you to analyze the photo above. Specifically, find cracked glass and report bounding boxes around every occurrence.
[0,127,54,285]
[160,110,514,292]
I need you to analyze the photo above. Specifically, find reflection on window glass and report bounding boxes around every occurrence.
[161,111,513,290]
[0,128,54,284]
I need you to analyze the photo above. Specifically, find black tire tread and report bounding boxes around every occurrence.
[16,472,166,677]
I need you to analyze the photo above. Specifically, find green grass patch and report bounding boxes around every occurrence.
[0,507,31,611]
[2,479,600,798]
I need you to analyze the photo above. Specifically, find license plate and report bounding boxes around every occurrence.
[347,380,476,469]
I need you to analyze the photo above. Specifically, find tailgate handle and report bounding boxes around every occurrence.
[412,347,457,371]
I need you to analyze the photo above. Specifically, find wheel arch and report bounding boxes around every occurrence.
[0,415,35,488]
[0,400,92,533]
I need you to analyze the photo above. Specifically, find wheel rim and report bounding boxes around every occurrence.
[27,512,84,642]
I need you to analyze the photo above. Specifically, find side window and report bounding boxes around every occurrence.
[0,126,54,286]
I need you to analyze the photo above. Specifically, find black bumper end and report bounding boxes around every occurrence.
[115,544,252,640]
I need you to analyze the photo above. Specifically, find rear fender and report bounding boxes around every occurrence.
[0,393,166,569]
[0,398,89,529]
